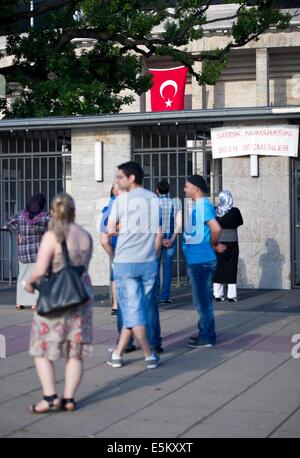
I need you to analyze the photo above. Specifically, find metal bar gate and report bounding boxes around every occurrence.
[131,123,222,286]
[0,129,71,283]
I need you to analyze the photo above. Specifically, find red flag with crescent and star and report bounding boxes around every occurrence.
[149,66,188,112]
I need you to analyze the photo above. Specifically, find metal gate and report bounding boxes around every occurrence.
[132,123,222,285]
[0,129,71,283]
[292,159,300,287]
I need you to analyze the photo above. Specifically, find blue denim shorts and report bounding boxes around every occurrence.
[113,262,157,328]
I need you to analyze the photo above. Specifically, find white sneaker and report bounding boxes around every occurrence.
[107,348,123,368]
[145,352,160,369]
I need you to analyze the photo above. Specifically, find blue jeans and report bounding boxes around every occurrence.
[147,261,162,347]
[158,240,177,301]
[114,262,161,347]
[187,261,217,344]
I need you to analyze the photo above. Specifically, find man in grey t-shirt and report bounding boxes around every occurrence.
[107,161,162,369]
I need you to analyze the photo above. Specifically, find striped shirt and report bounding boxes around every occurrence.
[159,195,181,240]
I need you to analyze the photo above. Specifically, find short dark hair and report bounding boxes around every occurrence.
[118,161,143,185]
[156,180,169,195]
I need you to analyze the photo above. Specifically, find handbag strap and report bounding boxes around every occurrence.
[46,239,70,276]
[61,239,70,267]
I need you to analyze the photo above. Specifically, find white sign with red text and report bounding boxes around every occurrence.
[211,125,299,159]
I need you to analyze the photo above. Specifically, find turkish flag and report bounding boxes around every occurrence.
[149,66,188,112]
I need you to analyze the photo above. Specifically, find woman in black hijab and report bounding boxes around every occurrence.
[7,193,50,310]
[26,193,46,220]
[213,190,243,302]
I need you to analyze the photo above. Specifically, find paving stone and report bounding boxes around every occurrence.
[0,287,299,438]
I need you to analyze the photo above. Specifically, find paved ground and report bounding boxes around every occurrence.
[0,285,299,438]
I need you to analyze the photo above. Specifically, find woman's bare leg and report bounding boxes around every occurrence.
[64,358,83,399]
[35,357,56,395]
[32,357,60,411]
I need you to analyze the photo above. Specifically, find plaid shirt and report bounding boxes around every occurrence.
[159,195,181,239]
[7,210,50,263]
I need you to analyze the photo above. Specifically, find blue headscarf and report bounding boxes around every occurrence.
[216,190,233,217]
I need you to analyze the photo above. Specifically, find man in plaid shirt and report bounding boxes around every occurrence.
[156,181,182,304]
[8,208,50,263]
[7,193,50,309]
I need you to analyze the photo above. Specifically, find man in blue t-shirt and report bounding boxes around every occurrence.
[182,175,225,348]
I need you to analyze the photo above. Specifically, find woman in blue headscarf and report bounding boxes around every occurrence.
[100,183,119,315]
[213,190,243,302]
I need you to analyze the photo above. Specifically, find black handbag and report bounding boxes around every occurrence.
[33,240,90,316]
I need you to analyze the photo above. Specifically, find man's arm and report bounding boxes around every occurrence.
[100,232,114,257]
[107,197,120,236]
[163,210,183,247]
[107,217,119,236]
[207,219,226,253]
[155,227,163,257]
[6,213,19,231]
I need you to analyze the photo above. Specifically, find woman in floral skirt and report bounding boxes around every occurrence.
[24,193,93,413]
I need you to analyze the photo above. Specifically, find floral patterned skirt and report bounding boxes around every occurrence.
[29,275,93,361]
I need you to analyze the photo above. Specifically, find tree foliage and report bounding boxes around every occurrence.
[0,0,291,117]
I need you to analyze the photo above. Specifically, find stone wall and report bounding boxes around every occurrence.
[71,128,131,286]
[270,77,300,105]
[206,80,256,109]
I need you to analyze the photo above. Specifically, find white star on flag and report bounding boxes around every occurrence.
[165,99,172,107]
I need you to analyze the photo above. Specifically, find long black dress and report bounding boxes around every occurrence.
[214,207,243,284]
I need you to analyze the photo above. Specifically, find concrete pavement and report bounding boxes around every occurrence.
[0,285,299,438]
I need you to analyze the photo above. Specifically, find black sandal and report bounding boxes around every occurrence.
[30,394,61,414]
[61,398,77,412]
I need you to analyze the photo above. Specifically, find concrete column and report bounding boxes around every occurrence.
[256,48,269,106]
[192,61,207,109]
[71,128,131,286]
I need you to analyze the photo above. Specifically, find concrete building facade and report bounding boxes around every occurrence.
[1,3,300,289]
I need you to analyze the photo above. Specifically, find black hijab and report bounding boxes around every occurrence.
[26,193,46,220]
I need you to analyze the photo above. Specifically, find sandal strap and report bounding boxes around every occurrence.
[62,397,74,402]
[43,394,58,407]
[62,398,76,409]
[62,398,75,404]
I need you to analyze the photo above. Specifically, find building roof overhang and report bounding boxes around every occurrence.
[0,106,300,132]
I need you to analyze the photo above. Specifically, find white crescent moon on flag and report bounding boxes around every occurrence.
[160,80,178,99]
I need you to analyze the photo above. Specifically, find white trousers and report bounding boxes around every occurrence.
[17,261,39,306]
[213,283,237,299]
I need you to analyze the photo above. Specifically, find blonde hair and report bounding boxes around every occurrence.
[49,193,75,242]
